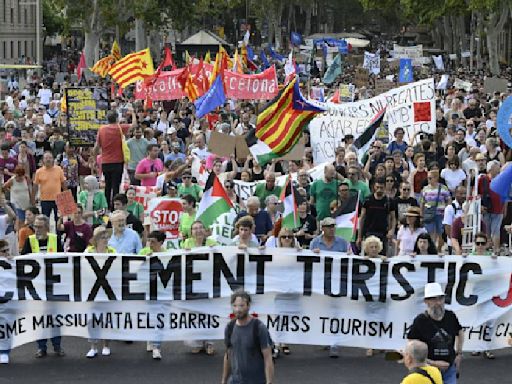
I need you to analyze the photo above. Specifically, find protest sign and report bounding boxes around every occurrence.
[209,210,237,244]
[449,54,457,60]
[374,79,394,95]
[391,44,423,66]
[354,68,369,88]
[363,51,380,75]
[339,84,355,102]
[233,180,257,205]
[65,87,109,146]
[224,66,278,100]
[432,55,444,70]
[437,74,449,90]
[55,190,77,216]
[1,250,512,351]
[309,79,436,163]
[454,78,473,92]
[484,77,508,93]
[208,131,236,158]
[147,197,183,241]
[310,87,325,101]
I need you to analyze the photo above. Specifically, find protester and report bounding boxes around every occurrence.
[401,340,443,384]
[33,151,66,223]
[17,206,38,252]
[221,290,274,384]
[231,216,259,248]
[135,144,164,187]
[126,186,144,223]
[21,214,64,357]
[93,108,137,207]
[78,175,108,226]
[126,125,149,185]
[408,283,464,384]
[413,233,439,256]
[84,226,115,358]
[396,207,427,255]
[107,210,142,254]
[0,239,13,364]
[234,197,272,244]
[442,186,466,254]
[182,220,218,248]
[57,204,92,252]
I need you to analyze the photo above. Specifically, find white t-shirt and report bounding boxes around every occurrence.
[440,168,467,192]
[442,201,464,247]
[37,88,52,105]
[397,226,427,255]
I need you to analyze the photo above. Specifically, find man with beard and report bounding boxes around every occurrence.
[222,290,274,384]
[357,178,396,254]
[408,283,464,384]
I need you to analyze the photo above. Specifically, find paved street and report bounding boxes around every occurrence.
[1,338,511,383]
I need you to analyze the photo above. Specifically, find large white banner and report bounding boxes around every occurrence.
[309,79,436,164]
[1,248,512,351]
[392,44,424,66]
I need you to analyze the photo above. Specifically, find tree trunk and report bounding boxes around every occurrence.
[83,0,101,67]
[432,20,443,49]
[442,16,453,53]
[458,15,468,68]
[135,19,146,51]
[304,4,312,37]
[485,3,509,75]
[476,12,483,69]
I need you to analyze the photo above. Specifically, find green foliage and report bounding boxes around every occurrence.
[42,0,66,37]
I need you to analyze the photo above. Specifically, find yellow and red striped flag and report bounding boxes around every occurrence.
[209,45,230,84]
[108,48,154,89]
[245,77,325,165]
[91,56,115,78]
[111,40,121,61]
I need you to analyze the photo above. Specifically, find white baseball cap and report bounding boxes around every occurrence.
[424,283,445,299]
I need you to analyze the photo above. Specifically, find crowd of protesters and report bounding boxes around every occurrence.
[1,50,512,378]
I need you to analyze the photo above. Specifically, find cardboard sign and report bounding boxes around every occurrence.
[374,79,394,95]
[354,68,369,88]
[484,77,508,94]
[208,131,236,158]
[454,78,472,92]
[56,190,78,216]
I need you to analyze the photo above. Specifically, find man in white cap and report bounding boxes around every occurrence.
[407,283,464,384]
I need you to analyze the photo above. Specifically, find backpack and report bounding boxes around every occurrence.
[225,318,279,360]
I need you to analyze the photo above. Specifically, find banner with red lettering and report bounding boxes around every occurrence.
[135,65,277,101]
[134,63,214,101]
[224,66,278,100]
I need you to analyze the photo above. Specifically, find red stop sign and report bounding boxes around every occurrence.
[149,199,184,239]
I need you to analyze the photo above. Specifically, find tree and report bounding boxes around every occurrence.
[42,0,65,41]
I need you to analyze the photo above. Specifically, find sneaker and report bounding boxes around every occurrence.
[146,341,153,352]
[0,354,9,364]
[329,345,340,358]
[152,349,162,360]
[101,347,111,356]
[54,348,65,357]
[86,349,98,358]
[35,349,47,358]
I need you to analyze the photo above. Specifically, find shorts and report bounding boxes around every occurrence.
[424,214,443,236]
[483,213,503,237]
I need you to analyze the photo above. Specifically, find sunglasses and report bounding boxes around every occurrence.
[280,235,294,239]
[182,176,191,179]
[475,241,486,246]
[225,185,233,189]
[402,188,410,191]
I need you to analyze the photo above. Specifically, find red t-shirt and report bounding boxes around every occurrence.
[96,124,130,164]
[451,217,486,245]
[478,175,504,214]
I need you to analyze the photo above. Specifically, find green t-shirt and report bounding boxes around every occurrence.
[254,183,281,206]
[310,179,340,220]
[178,183,202,200]
[181,237,217,248]
[346,179,371,202]
[127,201,144,221]
[179,212,196,239]
[78,190,108,225]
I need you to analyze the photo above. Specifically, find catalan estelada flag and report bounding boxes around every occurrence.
[91,41,122,78]
[210,45,230,84]
[177,64,199,101]
[111,40,121,60]
[109,48,154,89]
[245,76,325,165]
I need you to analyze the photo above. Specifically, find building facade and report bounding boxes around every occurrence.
[0,0,42,64]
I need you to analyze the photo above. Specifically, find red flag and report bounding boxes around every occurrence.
[161,46,175,70]
[192,59,209,96]
[77,50,86,80]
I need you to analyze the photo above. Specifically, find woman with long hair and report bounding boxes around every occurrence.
[396,207,427,255]
[3,165,33,229]
[413,233,438,255]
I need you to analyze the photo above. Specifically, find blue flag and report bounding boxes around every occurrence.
[322,43,328,59]
[268,45,284,62]
[194,75,226,119]
[323,53,342,84]
[399,58,413,83]
[259,50,270,69]
[246,45,256,61]
[491,163,512,202]
[290,32,303,46]
[497,96,512,149]
[337,39,348,54]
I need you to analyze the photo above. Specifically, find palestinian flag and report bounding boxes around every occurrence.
[280,177,299,229]
[334,191,360,241]
[245,77,325,166]
[196,172,233,228]
[353,108,386,162]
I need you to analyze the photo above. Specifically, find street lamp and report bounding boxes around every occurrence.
[19,0,41,65]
